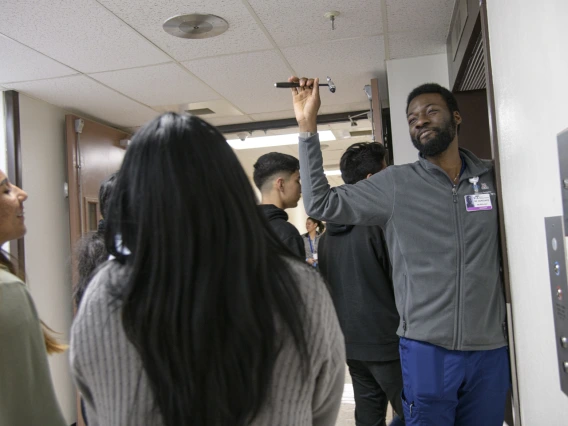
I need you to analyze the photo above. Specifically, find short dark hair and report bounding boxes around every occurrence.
[406,83,460,115]
[253,152,299,191]
[340,142,387,185]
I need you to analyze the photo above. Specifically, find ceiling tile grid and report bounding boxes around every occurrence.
[183,50,295,114]
[0,0,171,73]
[0,35,77,84]
[97,0,274,61]
[247,0,384,48]
[282,36,387,105]
[386,0,454,59]
[89,62,221,107]
[3,75,159,127]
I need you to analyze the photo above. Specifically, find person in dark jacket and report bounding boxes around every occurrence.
[319,142,404,426]
[253,152,304,258]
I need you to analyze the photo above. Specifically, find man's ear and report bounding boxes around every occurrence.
[275,176,285,191]
[366,173,373,180]
[454,111,462,126]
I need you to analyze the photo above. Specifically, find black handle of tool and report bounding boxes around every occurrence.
[274,82,329,88]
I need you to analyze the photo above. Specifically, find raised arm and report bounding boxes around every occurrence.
[289,76,394,226]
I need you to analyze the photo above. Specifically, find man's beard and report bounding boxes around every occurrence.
[411,117,457,157]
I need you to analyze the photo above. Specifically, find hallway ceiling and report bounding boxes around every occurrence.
[0,0,455,132]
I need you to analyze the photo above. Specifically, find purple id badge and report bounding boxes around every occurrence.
[465,194,492,212]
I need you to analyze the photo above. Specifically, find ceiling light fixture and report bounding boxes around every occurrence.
[163,14,229,39]
[227,131,335,150]
[324,170,342,176]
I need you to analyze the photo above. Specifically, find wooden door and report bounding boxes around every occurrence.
[65,114,128,426]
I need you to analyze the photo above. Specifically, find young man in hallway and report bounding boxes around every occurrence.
[288,77,510,425]
[253,152,305,258]
[318,141,404,426]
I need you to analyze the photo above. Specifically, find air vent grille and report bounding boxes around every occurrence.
[185,108,215,115]
[457,32,486,91]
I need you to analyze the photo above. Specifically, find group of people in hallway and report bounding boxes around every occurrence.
[0,77,511,426]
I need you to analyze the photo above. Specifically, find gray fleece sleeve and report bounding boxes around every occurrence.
[299,134,395,227]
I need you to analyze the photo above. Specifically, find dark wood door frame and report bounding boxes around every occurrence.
[3,90,25,274]
[480,1,521,424]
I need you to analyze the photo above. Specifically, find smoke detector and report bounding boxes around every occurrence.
[163,14,229,39]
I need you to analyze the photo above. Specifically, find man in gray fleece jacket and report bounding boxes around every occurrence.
[287,76,510,426]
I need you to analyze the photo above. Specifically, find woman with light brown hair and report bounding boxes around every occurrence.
[0,169,67,426]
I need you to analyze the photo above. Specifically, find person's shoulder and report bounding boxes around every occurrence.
[76,260,124,317]
[282,257,331,308]
[281,220,301,235]
[0,267,22,286]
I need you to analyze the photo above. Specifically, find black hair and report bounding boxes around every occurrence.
[406,83,460,115]
[406,83,461,133]
[73,173,117,307]
[99,173,116,220]
[307,217,325,234]
[339,142,387,185]
[104,113,309,426]
[252,152,300,191]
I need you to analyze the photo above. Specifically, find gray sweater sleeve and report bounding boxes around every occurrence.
[299,134,395,227]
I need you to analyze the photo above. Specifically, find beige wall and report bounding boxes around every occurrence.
[18,94,75,424]
[487,0,568,423]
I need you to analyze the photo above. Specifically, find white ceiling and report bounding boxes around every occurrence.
[0,0,455,180]
[0,0,454,130]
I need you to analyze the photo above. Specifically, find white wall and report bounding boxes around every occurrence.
[0,92,6,172]
[0,92,7,253]
[18,94,75,424]
[487,0,568,423]
[386,54,450,165]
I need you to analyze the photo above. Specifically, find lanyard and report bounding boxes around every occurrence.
[308,235,316,253]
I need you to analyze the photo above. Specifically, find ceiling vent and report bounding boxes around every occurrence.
[349,130,373,137]
[185,107,215,115]
[163,14,229,39]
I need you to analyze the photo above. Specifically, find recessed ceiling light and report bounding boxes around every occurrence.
[163,14,229,39]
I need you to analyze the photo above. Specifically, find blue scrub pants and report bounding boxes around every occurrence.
[399,338,510,426]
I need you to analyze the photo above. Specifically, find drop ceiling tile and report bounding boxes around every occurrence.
[89,63,220,107]
[388,32,447,59]
[282,37,386,105]
[0,0,171,73]
[97,0,273,61]
[205,115,254,126]
[0,35,77,84]
[387,0,454,34]
[182,50,293,114]
[4,75,158,128]
[248,0,383,47]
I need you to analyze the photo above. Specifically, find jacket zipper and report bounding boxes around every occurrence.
[451,184,463,350]
[402,272,409,334]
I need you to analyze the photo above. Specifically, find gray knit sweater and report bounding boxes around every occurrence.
[70,260,345,426]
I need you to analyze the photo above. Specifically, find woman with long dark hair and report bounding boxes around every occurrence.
[70,113,345,426]
[0,170,67,426]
